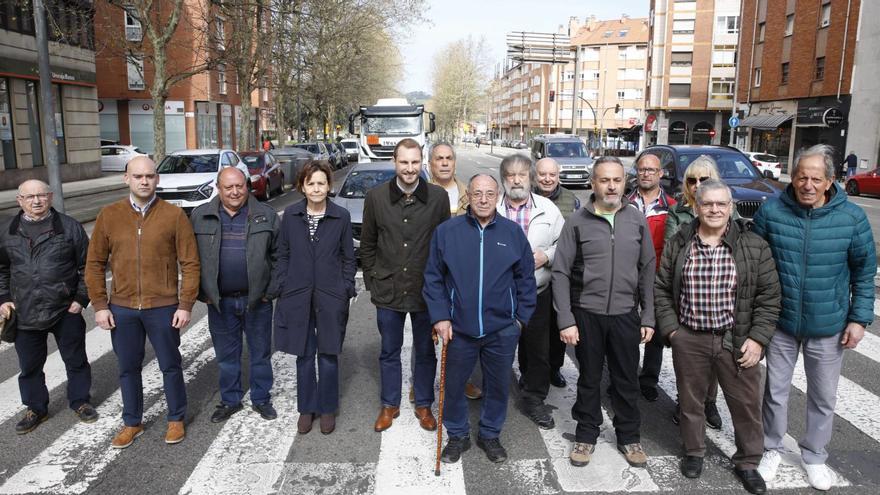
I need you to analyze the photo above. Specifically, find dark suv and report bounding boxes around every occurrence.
[635,145,784,218]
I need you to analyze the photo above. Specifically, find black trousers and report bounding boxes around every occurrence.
[571,308,641,445]
[638,336,664,388]
[519,289,553,406]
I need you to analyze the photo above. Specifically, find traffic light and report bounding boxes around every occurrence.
[614,103,621,114]
[549,90,555,102]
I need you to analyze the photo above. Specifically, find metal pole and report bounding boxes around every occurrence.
[571,47,580,137]
[33,0,63,212]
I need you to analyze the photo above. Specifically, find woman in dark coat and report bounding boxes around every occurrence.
[273,160,356,435]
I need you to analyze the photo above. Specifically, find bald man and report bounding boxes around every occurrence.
[86,156,200,448]
[0,180,95,434]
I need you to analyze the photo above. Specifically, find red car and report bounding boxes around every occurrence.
[845,168,880,197]
[240,151,285,200]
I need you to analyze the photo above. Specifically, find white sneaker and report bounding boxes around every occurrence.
[802,462,833,491]
[757,449,781,482]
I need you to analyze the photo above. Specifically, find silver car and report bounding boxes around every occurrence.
[330,162,398,256]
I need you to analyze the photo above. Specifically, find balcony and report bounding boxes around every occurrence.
[126,25,143,42]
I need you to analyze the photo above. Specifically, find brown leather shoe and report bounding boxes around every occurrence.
[165,421,185,444]
[298,413,314,434]
[320,414,336,434]
[111,424,144,449]
[374,406,400,432]
[414,406,437,431]
[465,382,483,400]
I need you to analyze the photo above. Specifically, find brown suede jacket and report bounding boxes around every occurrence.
[85,197,200,311]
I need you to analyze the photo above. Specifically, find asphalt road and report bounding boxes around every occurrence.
[1,146,879,494]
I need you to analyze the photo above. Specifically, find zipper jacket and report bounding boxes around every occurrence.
[496,193,564,294]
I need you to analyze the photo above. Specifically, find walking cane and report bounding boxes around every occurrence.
[434,338,449,476]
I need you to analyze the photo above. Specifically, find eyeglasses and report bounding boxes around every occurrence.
[637,168,660,176]
[469,192,497,200]
[17,193,50,202]
[697,201,731,210]
[686,176,711,186]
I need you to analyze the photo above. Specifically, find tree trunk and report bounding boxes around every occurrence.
[239,79,254,150]
[151,54,167,163]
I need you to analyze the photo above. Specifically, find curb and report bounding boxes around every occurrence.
[0,183,128,210]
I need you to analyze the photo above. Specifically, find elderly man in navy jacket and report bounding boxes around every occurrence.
[424,173,537,465]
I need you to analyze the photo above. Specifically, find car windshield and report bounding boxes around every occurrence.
[241,155,264,169]
[678,152,761,180]
[753,153,778,162]
[546,142,588,158]
[293,144,320,154]
[339,169,396,199]
[364,116,421,135]
[157,154,219,174]
[341,141,357,150]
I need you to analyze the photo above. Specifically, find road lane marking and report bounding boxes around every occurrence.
[0,318,212,495]
[179,352,299,495]
[0,342,12,353]
[274,462,377,494]
[0,326,112,425]
[373,316,467,495]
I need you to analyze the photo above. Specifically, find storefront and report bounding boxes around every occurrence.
[129,100,186,155]
[196,101,219,148]
[793,96,851,160]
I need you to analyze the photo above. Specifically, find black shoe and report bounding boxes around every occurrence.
[705,402,722,430]
[476,435,508,463]
[441,436,471,463]
[549,370,567,388]
[734,468,767,494]
[211,403,243,423]
[672,403,681,425]
[640,385,659,402]
[75,403,99,423]
[521,402,555,430]
[252,402,278,420]
[681,456,704,478]
[15,409,48,435]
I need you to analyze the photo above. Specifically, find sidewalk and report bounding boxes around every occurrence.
[0,173,127,223]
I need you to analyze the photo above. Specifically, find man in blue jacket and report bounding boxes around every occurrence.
[752,144,876,491]
[424,173,537,464]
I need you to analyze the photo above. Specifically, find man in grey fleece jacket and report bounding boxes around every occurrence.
[551,156,656,469]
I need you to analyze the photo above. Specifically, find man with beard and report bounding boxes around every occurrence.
[496,154,564,430]
[552,156,656,468]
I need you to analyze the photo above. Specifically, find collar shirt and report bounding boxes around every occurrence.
[130,194,157,216]
[504,194,533,236]
[679,233,737,331]
[628,189,672,218]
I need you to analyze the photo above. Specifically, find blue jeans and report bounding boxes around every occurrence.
[443,323,520,439]
[376,308,435,408]
[110,304,186,426]
[207,297,274,406]
[296,307,339,414]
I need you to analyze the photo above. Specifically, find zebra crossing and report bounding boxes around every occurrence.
[1,296,880,494]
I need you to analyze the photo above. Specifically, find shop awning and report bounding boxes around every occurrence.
[739,114,793,130]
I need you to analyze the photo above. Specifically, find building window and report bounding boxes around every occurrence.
[127,53,145,91]
[618,46,629,59]
[218,65,227,95]
[25,81,43,166]
[815,57,825,80]
[1,0,35,35]
[781,62,790,85]
[215,17,225,51]
[754,67,762,87]
[125,9,142,42]
[820,4,831,28]
[0,78,16,170]
[758,22,765,42]
[670,51,693,66]
[712,46,736,67]
[716,16,740,35]
[672,20,695,34]
[619,29,628,37]
[710,77,735,102]
[261,86,268,102]
[669,83,691,99]
[51,85,66,164]
[603,30,613,38]
[785,14,794,36]
[617,90,626,100]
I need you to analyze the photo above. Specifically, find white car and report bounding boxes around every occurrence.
[744,152,782,179]
[340,138,359,162]
[100,145,147,172]
[155,149,250,213]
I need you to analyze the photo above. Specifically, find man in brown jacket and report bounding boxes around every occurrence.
[85,156,200,449]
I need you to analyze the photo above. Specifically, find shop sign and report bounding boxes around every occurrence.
[822,108,844,128]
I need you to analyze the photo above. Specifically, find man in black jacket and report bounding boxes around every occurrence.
[0,180,96,434]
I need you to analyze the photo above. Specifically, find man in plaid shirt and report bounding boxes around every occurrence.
[654,180,780,494]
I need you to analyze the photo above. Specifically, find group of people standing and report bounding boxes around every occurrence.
[0,138,873,495]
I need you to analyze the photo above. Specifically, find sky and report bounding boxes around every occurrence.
[398,0,649,94]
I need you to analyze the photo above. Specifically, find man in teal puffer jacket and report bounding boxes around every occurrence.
[751,144,876,491]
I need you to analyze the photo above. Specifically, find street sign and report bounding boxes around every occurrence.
[506,32,574,64]
[728,116,740,128]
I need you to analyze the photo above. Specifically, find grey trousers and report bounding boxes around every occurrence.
[762,330,844,465]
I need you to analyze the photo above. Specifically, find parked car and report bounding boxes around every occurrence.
[100,145,147,172]
[270,146,314,186]
[744,151,782,179]
[635,145,784,218]
[531,134,593,187]
[845,167,880,197]
[292,142,331,164]
[329,142,347,169]
[240,151,285,200]
[339,138,360,162]
[155,149,250,214]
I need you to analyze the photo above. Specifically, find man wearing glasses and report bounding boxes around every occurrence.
[0,180,96,434]
[627,153,676,402]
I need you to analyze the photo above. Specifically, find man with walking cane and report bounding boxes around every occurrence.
[423,174,537,465]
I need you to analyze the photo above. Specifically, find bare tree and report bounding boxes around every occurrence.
[430,36,490,142]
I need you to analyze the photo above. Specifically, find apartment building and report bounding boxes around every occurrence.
[736,0,860,169]
[645,0,741,146]
[0,0,101,190]
[846,0,879,171]
[94,1,274,156]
